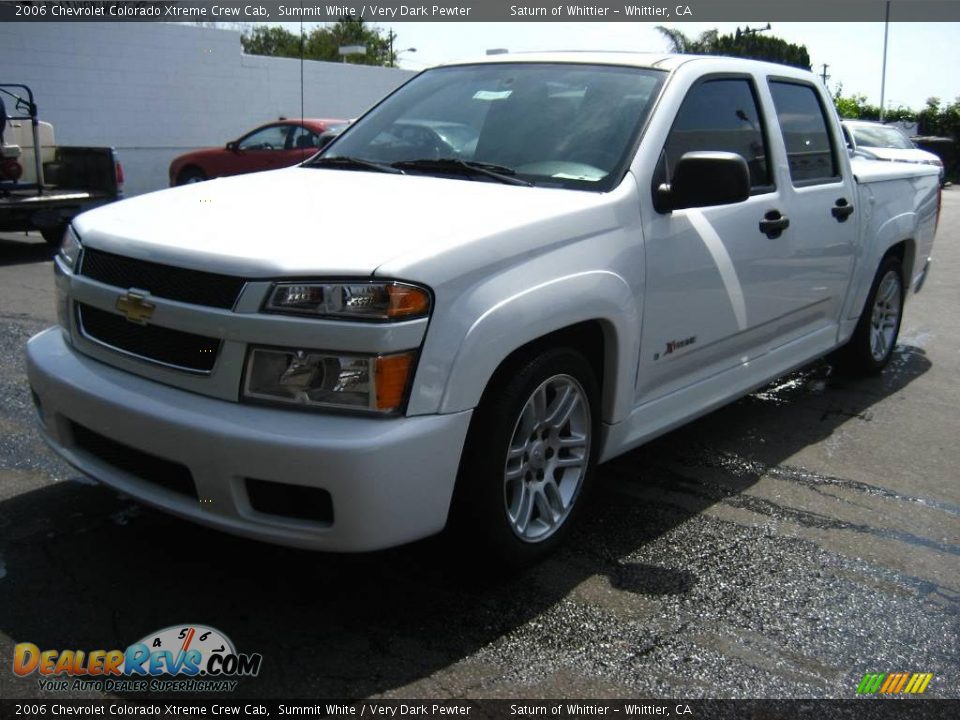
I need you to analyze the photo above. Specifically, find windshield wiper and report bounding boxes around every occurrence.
[303,156,404,174]
[391,158,533,186]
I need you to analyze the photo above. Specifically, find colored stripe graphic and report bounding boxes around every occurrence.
[879,674,898,693]
[857,672,932,694]
[893,673,909,693]
[857,674,886,694]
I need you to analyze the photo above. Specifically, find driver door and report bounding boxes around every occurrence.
[230,124,295,175]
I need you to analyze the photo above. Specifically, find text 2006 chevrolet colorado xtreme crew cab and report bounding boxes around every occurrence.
[26,54,941,563]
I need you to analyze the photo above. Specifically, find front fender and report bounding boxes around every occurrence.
[411,269,640,424]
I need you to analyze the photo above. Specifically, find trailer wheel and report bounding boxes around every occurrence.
[41,226,66,247]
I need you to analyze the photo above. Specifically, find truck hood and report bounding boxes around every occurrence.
[74,167,614,278]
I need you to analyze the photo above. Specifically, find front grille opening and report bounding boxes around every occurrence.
[245,478,334,524]
[80,248,246,309]
[78,303,220,373]
[70,422,198,499]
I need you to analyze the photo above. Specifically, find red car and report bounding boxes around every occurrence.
[168,118,347,186]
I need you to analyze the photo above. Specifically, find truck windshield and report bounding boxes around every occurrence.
[851,125,916,150]
[315,63,666,192]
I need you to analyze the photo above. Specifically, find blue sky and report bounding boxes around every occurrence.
[370,21,960,110]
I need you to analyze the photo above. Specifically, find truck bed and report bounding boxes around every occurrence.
[0,146,120,237]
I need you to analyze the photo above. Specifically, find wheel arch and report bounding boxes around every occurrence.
[175,164,207,185]
[431,271,639,425]
[884,238,914,288]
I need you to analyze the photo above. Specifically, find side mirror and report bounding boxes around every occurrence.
[655,151,751,213]
[226,141,239,152]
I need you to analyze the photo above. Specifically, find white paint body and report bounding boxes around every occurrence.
[26,54,941,551]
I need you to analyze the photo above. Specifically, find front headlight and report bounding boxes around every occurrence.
[58,225,82,270]
[243,346,416,413]
[265,281,430,321]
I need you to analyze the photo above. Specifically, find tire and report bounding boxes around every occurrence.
[840,255,905,374]
[450,347,599,568]
[41,226,66,247]
[176,167,207,185]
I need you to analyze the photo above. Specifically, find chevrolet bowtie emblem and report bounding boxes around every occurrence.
[115,290,155,325]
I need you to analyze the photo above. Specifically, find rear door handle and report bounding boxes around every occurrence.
[832,198,854,222]
[759,210,789,238]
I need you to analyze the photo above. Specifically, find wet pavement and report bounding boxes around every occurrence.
[0,191,958,700]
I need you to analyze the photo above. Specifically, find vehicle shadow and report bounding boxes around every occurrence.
[0,235,56,267]
[0,346,932,698]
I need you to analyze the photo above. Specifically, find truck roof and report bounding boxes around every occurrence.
[438,51,817,78]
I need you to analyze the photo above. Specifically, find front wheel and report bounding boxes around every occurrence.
[841,255,905,374]
[450,347,598,567]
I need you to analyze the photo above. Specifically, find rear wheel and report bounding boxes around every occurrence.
[451,347,598,567]
[841,255,905,374]
[176,166,208,185]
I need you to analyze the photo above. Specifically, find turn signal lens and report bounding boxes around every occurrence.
[375,352,416,412]
[386,284,431,319]
[266,281,430,321]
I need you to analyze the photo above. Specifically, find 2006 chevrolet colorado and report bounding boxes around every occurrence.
[26,54,941,563]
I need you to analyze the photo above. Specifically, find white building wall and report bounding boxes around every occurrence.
[1,23,415,195]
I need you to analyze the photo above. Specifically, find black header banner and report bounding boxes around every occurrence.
[2,0,960,23]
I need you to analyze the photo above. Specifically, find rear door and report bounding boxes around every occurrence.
[763,78,857,333]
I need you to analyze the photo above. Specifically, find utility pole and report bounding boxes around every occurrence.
[819,63,830,86]
[880,0,890,121]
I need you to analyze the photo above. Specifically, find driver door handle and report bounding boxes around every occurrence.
[759,210,789,239]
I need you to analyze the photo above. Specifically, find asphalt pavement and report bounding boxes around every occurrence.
[0,190,957,700]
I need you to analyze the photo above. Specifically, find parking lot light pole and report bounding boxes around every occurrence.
[880,0,890,121]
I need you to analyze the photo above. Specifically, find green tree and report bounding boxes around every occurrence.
[654,25,810,70]
[654,26,717,54]
[241,19,394,66]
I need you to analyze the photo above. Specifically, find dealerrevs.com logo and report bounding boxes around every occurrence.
[13,624,262,693]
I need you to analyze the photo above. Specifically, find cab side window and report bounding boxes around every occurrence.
[290,126,320,150]
[238,125,291,151]
[663,78,772,191]
[768,81,840,184]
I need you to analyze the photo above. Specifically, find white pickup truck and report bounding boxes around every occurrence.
[26,54,941,564]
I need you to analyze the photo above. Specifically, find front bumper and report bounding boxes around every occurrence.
[26,328,472,552]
